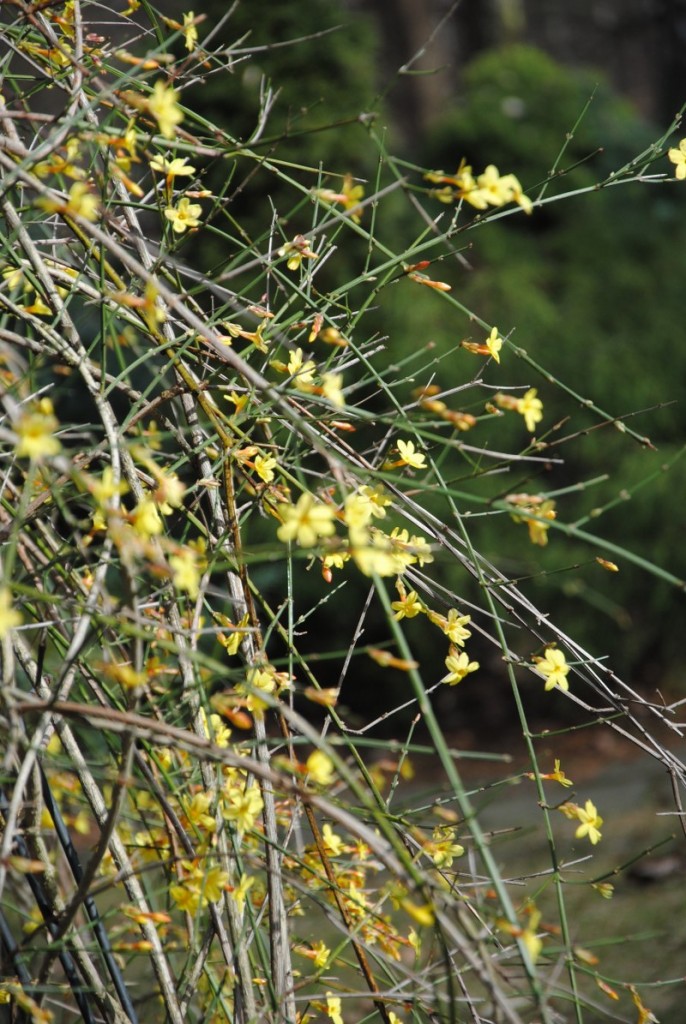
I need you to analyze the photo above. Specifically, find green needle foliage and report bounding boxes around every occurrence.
[0,5,683,1024]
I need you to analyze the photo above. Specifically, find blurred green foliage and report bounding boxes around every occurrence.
[379,45,686,694]
[188,0,378,217]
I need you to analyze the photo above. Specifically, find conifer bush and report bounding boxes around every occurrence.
[1,4,684,1023]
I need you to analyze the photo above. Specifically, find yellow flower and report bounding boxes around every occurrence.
[441,649,479,685]
[668,138,686,180]
[199,708,232,747]
[486,326,502,363]
[254,453,277,483]
[226,391,248,413]
[400,899,435,927]
[322,823,344,856]
[15,399,61,460]
[169,546,200,598]
[319,325,348,347]
[396,439,426,470]
[182,11,198,51]
[321,550,350,578]
[500,173,533,214]
[65,181,100,221]
[102,662,147,690]
[533,758,573,788]
[466,164,512,209]
[320,372,345,408]
[203,865,230,902]
[230,873,255,911]
[131,496,163,538]
[182,791,216,833]
[428,609,471,646]
[391,589,425,620]
[238,666,279,716]
[165,197,202,233]
[276,492,336,547]
[37,181,100,221]
[149,154,196,178]
[630,986,658,1024]
[306,750,335,787]
[520,912,543,963]
[428,827,464,868]
[215,611,250,656]
[326,994,343,1024]
[152,472,185,513]
[535,647,569,692]
[312,940,330,969]
[142,279,166,331]
[507,494,557,545]
[574,799,603,845]
[526,499,556,546]
[148,80,183,139]
[0,588,22,639]
[391,528,433,568]
[344,493,374,530]
[278,234,317,271]
[169,879,201,915]
[349,527,402,577]
[287,347,317,389]
[340,173,364,222]
[358,484,391,518]
[517,388,543,433]
[222,782,264,833]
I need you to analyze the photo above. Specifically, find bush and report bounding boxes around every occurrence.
[0,7,683,1024]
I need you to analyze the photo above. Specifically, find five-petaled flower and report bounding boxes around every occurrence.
[486,326,503,363]
[535,647,569,692]
[165,197,202,233]
[575,799,603,844]
[561,799,603,845]
[253,453,277,483]
[150,155,196,179]
[391,588,424,620]
[429,609,472,646]
[148,80,183,139]
[276,492,336,547]
[15,398,61,460]
[517,388,544,433]
[441,648,479,685]
[396,439,427,470]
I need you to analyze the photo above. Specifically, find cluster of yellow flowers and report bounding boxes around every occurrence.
[275,483,435,583]
[269,345,346,408]
[425,160,532,214]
